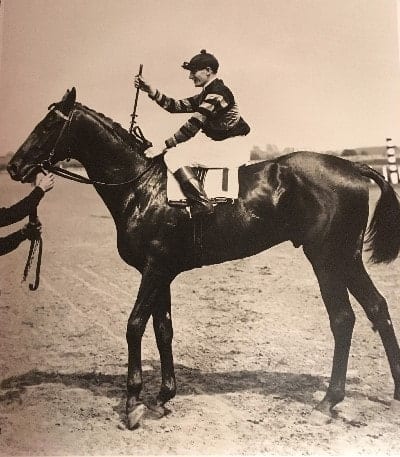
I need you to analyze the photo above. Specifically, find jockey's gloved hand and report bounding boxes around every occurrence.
[21,221,42,241]
[144,143,168,159]
[134,75,156,98]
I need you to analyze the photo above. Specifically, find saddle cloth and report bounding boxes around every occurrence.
[167,167,239,207]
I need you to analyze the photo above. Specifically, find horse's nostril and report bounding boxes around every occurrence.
[7,162,20,179]
[7,163,15,174]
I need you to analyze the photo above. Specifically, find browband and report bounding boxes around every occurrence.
[53,109,69,121]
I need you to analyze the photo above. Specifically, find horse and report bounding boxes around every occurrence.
[7,88,400,429]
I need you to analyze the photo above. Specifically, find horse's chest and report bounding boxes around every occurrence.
[116,227,148,270]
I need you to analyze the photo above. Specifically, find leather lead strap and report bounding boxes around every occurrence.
[22,212,43,291]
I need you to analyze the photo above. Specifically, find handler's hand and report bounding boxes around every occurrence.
[134,75,156,97]
[144,144,167,159]
[35,173,55,192]
[22,221,42,241]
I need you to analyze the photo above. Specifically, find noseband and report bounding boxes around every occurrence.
[40,106,155,187]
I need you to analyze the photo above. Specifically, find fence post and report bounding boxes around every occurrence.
[384,138,399,184]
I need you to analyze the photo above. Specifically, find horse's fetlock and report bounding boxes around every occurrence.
[126,394,142,412]
[326,388,345,407]
[158,384,176,404]
[127,380,143,399]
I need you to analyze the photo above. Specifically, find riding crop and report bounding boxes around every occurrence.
[130,64,143,134]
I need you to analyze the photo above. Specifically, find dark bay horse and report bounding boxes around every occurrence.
[8,88,400,428]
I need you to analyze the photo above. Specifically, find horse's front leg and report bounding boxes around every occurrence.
[126,268,170,429]
[152,284,176,414]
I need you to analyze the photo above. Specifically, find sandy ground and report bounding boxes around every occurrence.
[0,173,400,456]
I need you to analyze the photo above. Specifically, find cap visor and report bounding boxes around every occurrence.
[182,62,194,71]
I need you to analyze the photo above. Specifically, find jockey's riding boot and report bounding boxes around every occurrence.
[173,167,214,217]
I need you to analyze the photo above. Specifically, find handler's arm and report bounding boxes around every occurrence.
[0,187,44,228]
[0,229,26,256]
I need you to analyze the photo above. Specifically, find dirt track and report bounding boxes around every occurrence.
[1,174,400,455]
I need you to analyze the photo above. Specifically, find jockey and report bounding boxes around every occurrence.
[134,50,250,216]
[0,173,54,256]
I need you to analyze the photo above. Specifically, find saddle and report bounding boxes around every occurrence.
[167,167,239,208]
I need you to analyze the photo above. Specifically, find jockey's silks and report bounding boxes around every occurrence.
[148,78,250,148]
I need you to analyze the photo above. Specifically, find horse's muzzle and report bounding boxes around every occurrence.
[7,161,40,183]
[7,161,21,180]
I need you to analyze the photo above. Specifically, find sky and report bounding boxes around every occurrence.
[0,0,400,155]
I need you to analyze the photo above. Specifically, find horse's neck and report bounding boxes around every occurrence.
[70,109,161,222]
[71,110,143,178]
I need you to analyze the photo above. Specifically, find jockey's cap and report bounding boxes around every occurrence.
[182,50,219,73]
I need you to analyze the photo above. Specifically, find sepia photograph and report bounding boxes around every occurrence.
[1,0,400,455]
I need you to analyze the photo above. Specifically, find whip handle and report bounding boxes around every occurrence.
[130,64,143,133]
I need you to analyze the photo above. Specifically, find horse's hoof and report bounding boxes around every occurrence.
[309,408,332,426]
[127,403,147,430]
[147,403,168,420]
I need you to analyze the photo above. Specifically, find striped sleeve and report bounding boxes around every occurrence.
[149,90,200,113]
[165,93,229,147]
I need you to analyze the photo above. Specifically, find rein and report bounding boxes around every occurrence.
[41,108,154,187]
[41,154,155,187]
[23,106,154,291]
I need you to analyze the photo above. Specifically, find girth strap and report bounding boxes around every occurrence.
[192,218,205,267]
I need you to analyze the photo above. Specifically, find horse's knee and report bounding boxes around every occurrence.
[330,309,355,337]
[126,317,146,342]
[154,321,174,348]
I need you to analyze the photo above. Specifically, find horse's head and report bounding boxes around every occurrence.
[8,88,76,183]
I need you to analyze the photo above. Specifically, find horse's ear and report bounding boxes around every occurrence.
[60,87,76,112]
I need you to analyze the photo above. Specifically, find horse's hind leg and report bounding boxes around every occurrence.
[305,250,355,417]
[346,255,400,406]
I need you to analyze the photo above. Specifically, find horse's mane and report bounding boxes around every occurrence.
[75,102,145,149]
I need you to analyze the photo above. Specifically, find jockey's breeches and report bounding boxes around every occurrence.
[163,134,252,173]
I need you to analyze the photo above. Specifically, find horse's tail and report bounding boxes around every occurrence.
[356,163,400,263]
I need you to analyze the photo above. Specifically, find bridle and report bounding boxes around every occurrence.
[40,106,155,187]
[22,104,155,292]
